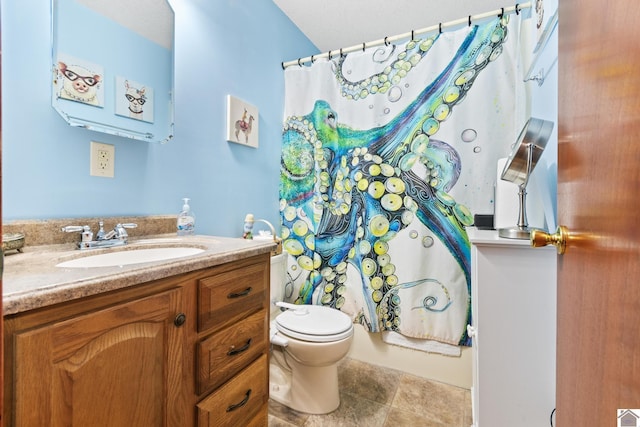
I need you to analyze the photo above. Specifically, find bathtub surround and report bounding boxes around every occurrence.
[349,325,472,389]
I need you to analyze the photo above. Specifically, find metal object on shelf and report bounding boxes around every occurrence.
[498,117,554,240]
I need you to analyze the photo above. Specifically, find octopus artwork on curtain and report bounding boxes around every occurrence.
[280,16,521,346]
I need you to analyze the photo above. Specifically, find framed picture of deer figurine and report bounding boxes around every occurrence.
[226,95,259,148]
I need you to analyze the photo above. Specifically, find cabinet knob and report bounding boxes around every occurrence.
[174,313,186,327]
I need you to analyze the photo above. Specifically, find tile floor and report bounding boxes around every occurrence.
[268,358,472,427]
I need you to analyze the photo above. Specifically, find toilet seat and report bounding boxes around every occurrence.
[275,304,353,343]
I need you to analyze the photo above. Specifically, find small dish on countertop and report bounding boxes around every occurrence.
[3,232,25,254]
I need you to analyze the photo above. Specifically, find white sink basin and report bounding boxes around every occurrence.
[56,247,205,268]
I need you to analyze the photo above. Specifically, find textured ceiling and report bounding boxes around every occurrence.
[273,0,516,54]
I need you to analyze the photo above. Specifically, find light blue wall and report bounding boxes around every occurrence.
[1,0,318,237]
[528,19,558,231]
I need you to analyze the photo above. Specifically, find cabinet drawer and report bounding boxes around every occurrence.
[246,404,268,427]
[198,259,268,333]
[197,309,267,395]
[197,354,268,427]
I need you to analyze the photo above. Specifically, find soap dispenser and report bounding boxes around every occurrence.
[177,197,195,236]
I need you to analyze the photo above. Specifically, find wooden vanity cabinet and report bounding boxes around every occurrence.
[10,287,190,426]
[3,253,271,427]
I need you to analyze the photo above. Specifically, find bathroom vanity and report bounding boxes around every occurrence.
[467,228,557,427]
[2,235,273,426]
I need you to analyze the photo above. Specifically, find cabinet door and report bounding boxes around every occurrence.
[13,288,188,427]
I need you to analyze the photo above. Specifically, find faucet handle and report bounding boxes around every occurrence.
[113,223,137,241]
[61,225,93,243]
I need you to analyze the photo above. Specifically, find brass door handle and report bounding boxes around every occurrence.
[530,226,569,254]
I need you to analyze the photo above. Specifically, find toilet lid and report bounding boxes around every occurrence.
[275,305,353,342]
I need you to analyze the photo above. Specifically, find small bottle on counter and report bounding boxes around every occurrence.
[177,198,195,236]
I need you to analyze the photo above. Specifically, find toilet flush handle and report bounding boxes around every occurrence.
[276,301,309,315]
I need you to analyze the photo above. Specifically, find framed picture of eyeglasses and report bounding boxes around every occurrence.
[55,54,104,108]
[115,76,155,123]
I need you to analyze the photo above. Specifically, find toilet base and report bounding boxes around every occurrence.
[269,361,292,405]
[269,347,341,414]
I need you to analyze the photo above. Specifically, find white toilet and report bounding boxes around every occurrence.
[269,253,354,414]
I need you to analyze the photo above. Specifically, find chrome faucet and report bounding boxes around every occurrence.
[61,222,138,250]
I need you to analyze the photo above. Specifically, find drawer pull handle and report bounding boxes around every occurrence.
[174,313,186,327]
[227,287,252,299]
[226,389,252,412]
[227,338,252,356]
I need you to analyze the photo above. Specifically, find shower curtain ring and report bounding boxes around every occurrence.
[500,7,504,18]
[328,50,333,60]
[468,15,472,26]
[340,48,344,57]
[362,42,366,52]
[311,55,315,63]
[411,30,414,41]
[281,62,285,70]
[298,58,302,67]
[384,36,389,46]
[439,22,442,34]
[515,3,520,14]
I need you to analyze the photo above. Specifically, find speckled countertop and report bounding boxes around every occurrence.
[2,234,275,316]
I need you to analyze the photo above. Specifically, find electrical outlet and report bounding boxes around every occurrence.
[90,141,115,178]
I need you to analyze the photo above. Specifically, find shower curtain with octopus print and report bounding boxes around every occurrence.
[280,16,525,347]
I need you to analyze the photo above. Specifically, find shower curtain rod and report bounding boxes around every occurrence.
[281,2,532,69]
